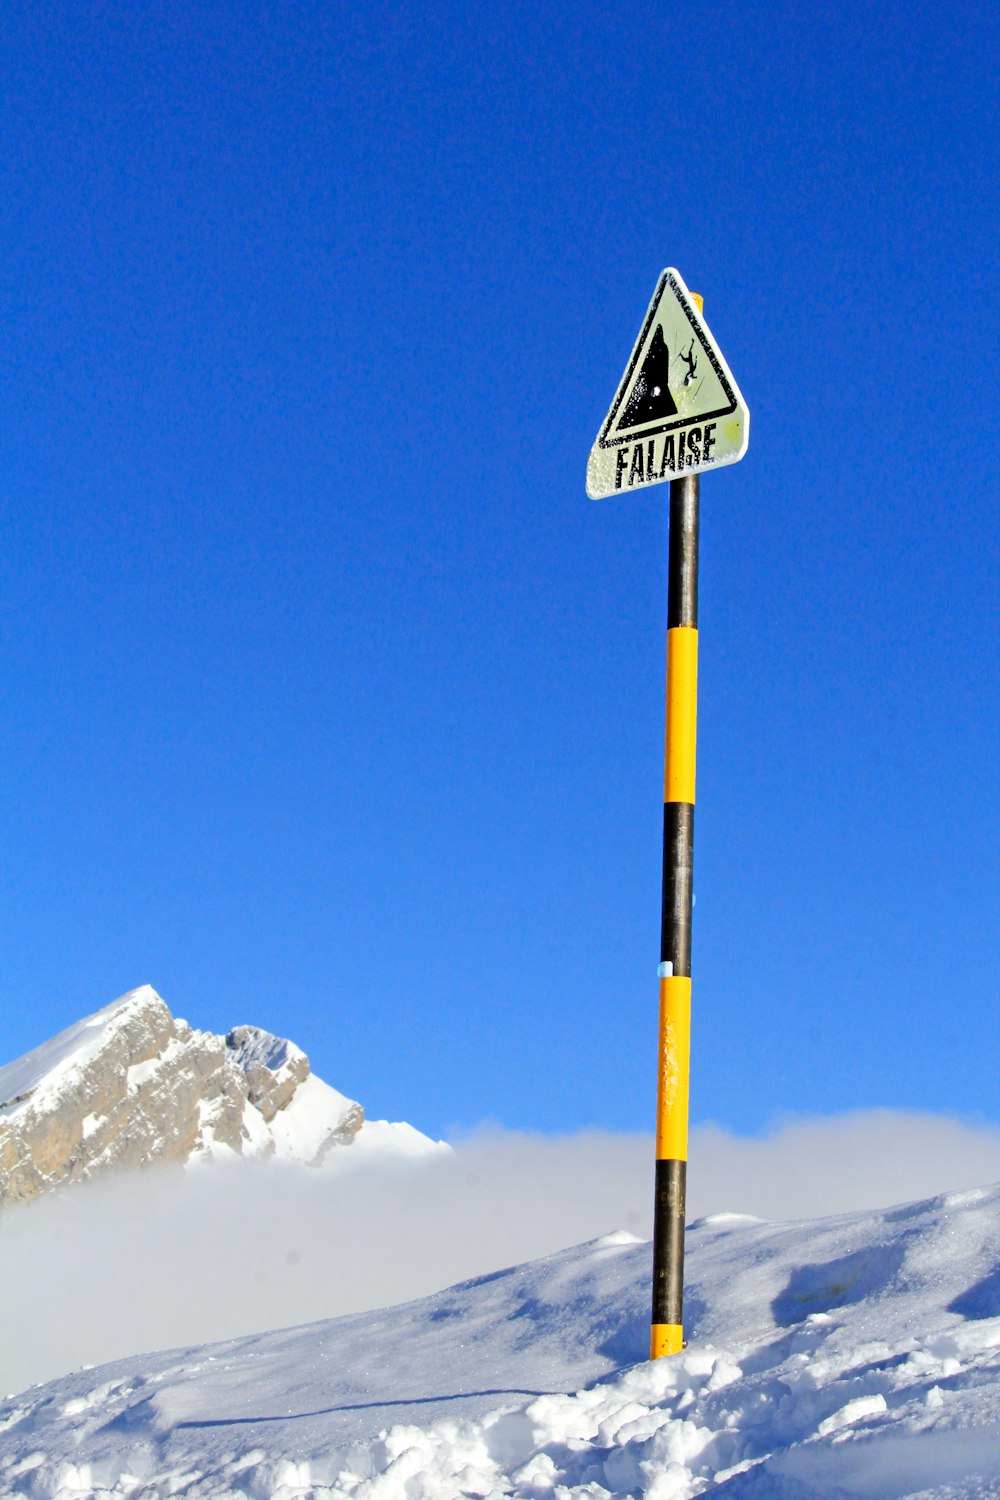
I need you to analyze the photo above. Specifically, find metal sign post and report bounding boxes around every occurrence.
[586,271,748,1358]
[652,468,698,1358]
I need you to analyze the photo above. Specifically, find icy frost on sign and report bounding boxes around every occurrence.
[586,268,749,499]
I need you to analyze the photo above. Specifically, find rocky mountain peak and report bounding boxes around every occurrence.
[0,987,369,1206]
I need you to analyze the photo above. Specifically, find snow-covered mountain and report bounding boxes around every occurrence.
[1,1184,997,1497]
[0,986,444,1204]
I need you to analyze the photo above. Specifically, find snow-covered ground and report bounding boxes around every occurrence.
[2,1184,998,1498]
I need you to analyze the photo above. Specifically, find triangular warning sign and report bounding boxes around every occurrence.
[586,269,749,499]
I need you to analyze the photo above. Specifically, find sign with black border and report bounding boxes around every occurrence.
[586,269,749,499]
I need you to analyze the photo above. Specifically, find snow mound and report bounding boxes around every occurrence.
[1,1184,998,1497]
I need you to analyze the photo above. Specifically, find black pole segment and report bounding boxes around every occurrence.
[652,1159,687,1325]
[668,474,699,629]
[661,802,694,977]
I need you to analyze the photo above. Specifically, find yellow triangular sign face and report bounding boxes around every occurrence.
[586,269,749,499]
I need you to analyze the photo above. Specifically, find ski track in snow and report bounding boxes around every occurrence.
[1,1188,999,1498]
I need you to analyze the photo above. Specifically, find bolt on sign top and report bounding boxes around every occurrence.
[586,268,749,499]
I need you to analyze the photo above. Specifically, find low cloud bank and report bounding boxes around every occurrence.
[2,1109,998,1395]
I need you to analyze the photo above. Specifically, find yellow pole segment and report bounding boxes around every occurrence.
[664,627,698,804]
[655,975,691,1161]
[651,1319,684,1360]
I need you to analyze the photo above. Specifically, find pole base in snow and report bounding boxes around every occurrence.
[650,1323,684,1359]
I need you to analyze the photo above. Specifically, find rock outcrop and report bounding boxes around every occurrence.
[0,986,366,1206]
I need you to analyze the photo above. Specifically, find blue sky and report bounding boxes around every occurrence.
[1,0,996,1138]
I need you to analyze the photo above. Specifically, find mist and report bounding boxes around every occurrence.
[2,1108,998,1396]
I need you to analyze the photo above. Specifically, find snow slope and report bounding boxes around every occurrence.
[2,1185,998,1497]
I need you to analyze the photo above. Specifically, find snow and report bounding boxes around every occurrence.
[250,1074,449,1167]
[267,1074,359,1161]
[1,1184,997,1497]
[0,987,152,1117]
[126,1038,186,1093]
[235,1097,274,1158]
[346,1116,452,1161]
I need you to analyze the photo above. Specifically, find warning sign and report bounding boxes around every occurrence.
[586,269,749,499]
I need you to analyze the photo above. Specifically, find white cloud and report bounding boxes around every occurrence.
[689,1110,1000,1222]
[1,1109,997,1397]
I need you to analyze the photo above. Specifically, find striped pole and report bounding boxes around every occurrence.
[650,469,699,1360]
